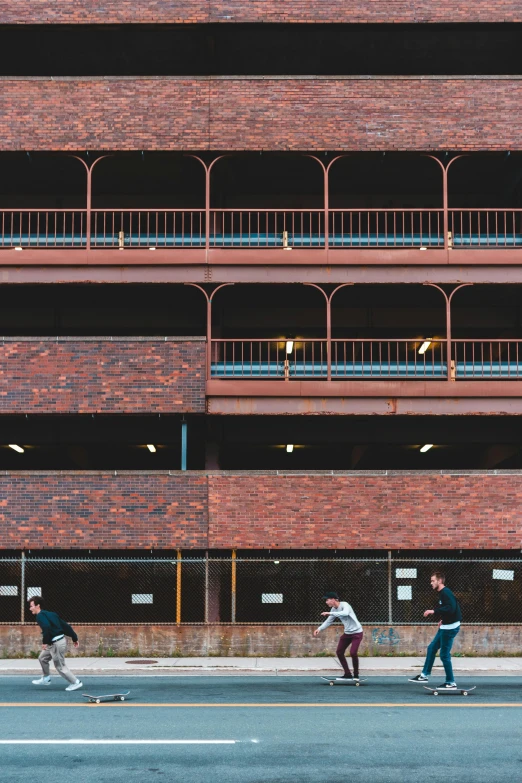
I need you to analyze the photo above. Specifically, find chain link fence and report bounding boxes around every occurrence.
[1,554,521,625]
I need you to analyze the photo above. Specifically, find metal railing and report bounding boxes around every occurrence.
[91,210,205,248]
[449,209,522,248]
[329,209,444,248]
[208,209,325,248]
[1,208,521,250]
[452,340,522,379]
[1,554,521,625]
[211,339,522,380]
[0,210,87,247]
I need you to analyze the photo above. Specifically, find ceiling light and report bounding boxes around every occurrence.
[146,444,157,453]
[418,341,431,355]
[286,444,294,453]
[420,444,433,453]
[285,340,294,355]
[273,560,280,565]
[8,444,24,453]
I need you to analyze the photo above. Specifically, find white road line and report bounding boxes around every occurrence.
[0,739,237,745]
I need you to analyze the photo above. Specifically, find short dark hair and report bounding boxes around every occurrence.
[431,572,446,584]
[28,595,43,607]
[323,591,340,600]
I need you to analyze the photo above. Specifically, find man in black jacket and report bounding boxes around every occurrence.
[28,596,83,691]
[408,572,462,690]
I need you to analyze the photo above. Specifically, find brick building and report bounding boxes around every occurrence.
[0,3,521,655]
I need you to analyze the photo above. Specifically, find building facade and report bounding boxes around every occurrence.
[0,3,521,655]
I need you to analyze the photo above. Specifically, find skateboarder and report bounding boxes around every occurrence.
[313,591,363,681]
[408,572,462,690]
[28,595,83,691]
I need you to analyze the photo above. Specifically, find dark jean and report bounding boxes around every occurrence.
[422,626,460,683]
[336,631,364,678]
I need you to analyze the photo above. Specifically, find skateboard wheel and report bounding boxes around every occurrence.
[355,682,360,686]
[120,696,125,701]
[95,698,101,704]
[432,691,439,696]
[329,681,334,686]
[462,691,468,696]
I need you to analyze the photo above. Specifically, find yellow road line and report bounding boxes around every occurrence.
[0,702,521,708]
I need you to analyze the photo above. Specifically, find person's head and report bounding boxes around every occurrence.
[323,591,340,608]
[430,572,446,591]
[28,595,43,615]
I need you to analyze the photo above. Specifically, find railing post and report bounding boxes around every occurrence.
[176,548,182,625]
[184,283,234,386]
[20,551,26,624]
[231,550,237,623]
[424,282,472,381]
[388,550,393,625]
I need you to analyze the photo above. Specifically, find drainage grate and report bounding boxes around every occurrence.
[125,659,158,665]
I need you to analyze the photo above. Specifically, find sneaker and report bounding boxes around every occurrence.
[408,674,429,683]
[437,682,457,690]
[65,680,83,692]
[32,676,51,685]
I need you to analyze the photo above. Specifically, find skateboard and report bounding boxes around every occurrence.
[424,686,476,697]
[83,691,130,704]
[321,677,368,686]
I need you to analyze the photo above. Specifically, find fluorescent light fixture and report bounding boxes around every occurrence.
[418,340,431,355]
[420,444,433,453]
[146,444,157,453]
[286,444,294,453]
[8,444,24,453]
[285,340,294,355]
[273,561,280,565]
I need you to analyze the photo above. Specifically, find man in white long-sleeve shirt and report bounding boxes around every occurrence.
[313,591,364,681]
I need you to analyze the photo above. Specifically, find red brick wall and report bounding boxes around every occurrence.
[0,472,208,548]
[2,471,521,550]
[208,473,522,549]
[1,1,520,24]
[1,77,521,151]
[0,338,205,413]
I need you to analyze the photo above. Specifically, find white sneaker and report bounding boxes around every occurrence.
[65,680,83,692]
[32,676,51,685]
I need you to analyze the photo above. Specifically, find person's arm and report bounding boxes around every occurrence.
[36,613,53,646]
[327,602,352,619]
[59,618,78,644]
[432,590,457,620]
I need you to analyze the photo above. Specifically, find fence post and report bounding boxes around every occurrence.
[231,550,237,623]
[388,551,393,625]
[176,549,182,625]
[204,551,209,624]
[20,551,26,624]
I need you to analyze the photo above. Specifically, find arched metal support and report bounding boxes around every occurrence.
[423,154,466,251]
[185,283,234,380]
[305,155,350,251]
[69,155,112,251]
[423,282,473,380]
[304,283,354,380]
[186,155,230,260]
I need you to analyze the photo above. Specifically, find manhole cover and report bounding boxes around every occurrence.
[125,659,158,665]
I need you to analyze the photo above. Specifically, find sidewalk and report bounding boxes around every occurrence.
[1,657,522,675]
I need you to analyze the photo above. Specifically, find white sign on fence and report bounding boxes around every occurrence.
[0,586,18,596]
[492,569,514,581]
[262,593,283,603]
[27,587,41,600]
[397,585,412,600]
[132,594,153,604]
[396,569,417,579]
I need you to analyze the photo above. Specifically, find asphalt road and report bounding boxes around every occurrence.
[0,675,520,783]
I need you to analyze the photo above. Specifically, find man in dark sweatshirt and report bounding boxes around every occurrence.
[408,571,462,690]
[28,595,83,691]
